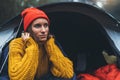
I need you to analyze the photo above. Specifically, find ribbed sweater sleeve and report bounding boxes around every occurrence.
[8,37,39,80]
[45,37,74,78]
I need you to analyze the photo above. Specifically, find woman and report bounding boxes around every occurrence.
[8,7,75,80]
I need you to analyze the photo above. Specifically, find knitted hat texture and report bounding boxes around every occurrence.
[21,7,49,31]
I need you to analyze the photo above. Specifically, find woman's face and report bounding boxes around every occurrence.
[30,18,49,43]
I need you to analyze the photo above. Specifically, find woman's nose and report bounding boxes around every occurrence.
[41,26,46,32]
[40,26,46,34]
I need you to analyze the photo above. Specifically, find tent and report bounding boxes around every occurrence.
[0,2,120,77]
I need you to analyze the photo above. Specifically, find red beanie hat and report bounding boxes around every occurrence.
[21,7,50,31]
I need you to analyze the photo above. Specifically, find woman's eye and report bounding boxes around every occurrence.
[44,23,48,28]
[34,24,41,28]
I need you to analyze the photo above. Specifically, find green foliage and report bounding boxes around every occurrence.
[15,0,68,14]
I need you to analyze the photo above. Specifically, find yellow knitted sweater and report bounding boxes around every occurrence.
[8,37,74,80]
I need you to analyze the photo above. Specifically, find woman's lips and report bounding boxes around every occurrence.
[40,35,47,38]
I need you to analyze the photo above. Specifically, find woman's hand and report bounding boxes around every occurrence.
[21,32,30,41]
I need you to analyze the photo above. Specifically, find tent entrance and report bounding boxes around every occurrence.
[49,12,114,74]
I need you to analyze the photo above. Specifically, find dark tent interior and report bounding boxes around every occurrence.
[48,12,116,74]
